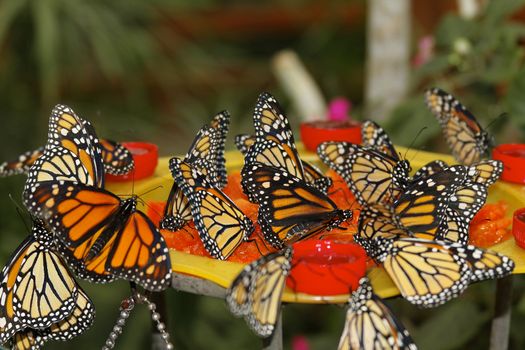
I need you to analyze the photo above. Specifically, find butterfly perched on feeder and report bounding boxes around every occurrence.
[364,235,513,308]
[235,133,331,194]
[0,121,134,178]
[317,141,411,208]
[169,157,254,260]
[22,104,171,291]
[0,219,95,346]
[242,162,353,249]
[338,277,417,350]
[160,111,229,232]
[226,247,292,338]
[241,93,332,200]
[425,87,494,165]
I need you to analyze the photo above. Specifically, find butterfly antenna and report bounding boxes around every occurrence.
[402,126,428,161]
[9,194,31,234]
[138,185,164,198]
[486,112,507,132]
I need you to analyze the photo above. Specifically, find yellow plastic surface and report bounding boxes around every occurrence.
[107,145,525,304]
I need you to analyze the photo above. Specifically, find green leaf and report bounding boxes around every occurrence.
[483,0,525,25]
[0,0,28,46]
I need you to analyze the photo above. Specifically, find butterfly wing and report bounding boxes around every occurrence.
[375,237,471,308]
[361,120,399,160]
[170,157,254,260]
[447,245,514,283]
[207,111,230,189]
[226,248,292,338]
[159,182,192,232]
[469,160,502,186]
[98,138,134,176]
[318,142,409,207]
[393,166,467,236]
[425,88,491,165]
[234,134,255,155]
[0,147,44,177]
[338,278,416,350]
[242,163,350,249]
[0,221,78,342]
[412,160,447,181]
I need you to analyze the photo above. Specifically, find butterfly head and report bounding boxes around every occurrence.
[393,160,411,190]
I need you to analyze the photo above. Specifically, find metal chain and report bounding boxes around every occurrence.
[101,293,173,350]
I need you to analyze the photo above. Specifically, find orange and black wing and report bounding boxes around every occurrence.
[361,120,399,160]
[425,88,491,165]
[242,163,352,249]
[318,142,410,207]
[338,278,416,350]
[170,157,253,260]
[99,138,134,175]
[0,147,44,177]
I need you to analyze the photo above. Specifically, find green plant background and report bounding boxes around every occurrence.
[1,1,525,349]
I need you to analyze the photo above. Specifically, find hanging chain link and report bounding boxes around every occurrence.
[102,291,173,350]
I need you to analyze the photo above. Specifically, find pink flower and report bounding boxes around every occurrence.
[327,97,352,122]
[412,35,435,68]
[292,335,310,350]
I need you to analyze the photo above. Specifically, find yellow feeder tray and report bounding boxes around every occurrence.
[107,145,525,304]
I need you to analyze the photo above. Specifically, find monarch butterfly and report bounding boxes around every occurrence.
[433,160,502,244]
[160,112,229,232]
[242,162,353,249]
[317,142,410,208]
[338,277,417,350]
[367,237,472,307]
[235,133,332,194]
[412,160,448,182]
[226,247,292,338]
[241,93,331,199]
[425,88,493,165]
[355,165,467,251]
[0,115,133,178]
[169,157,254,260]
[0,219,83,344]
[10,288,95,349]
[23,106,171,291]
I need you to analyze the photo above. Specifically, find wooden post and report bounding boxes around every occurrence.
[365,0,411,120]
[489,276,513,350]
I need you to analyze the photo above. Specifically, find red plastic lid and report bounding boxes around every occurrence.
[492,144,525,184]
[106,142,158,182]
[287,240,367,295]
[512,208,525,249]
[300,120,362,153]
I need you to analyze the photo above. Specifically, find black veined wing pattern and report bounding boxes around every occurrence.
[236,133,332,193]
[28,182,171,291]
[354,208,409,254]
[0,219,79,344]
[425,88,492,165]
[361,120,399,160]
[226,247,292,338]
[0,147,44,177]
[338,277,416,350]
[243,93,314,199]
[160,112,229,232]
[11,288,95,349]
[412,160,447,182]
[23,105,105,218]
[370,237,472,308]
[317,142,410,207]
[469,160,503,186]
[242,163,353,249]
[170,157,254,260]
[446,245,514,283]
[389,165,467,238]
[98,138,134,176]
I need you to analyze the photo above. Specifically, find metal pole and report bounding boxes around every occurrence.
[489,276,513,350]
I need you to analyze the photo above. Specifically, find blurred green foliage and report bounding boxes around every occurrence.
[1,0,525,349]
[387,0,525,153]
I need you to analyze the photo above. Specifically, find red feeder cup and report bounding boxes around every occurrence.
[512,208,525,249]
[492,144,525,184]
[287,240,367,295]
[300,120,362,153]
[106,142,158,182]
